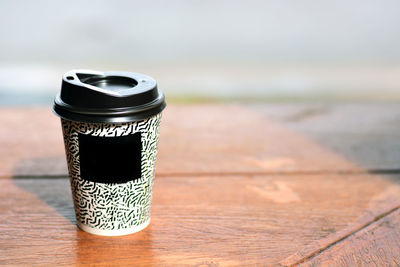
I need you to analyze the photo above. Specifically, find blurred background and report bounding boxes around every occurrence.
[0,0,400,105]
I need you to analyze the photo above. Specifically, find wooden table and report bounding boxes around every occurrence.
[1,103,399,266]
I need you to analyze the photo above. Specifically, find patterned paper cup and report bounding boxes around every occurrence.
[53,70,166,236]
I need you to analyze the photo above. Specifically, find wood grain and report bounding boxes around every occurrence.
[0,105,361,177]
[1,173,399,266]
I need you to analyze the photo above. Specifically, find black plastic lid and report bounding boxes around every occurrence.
[52,70,166,123]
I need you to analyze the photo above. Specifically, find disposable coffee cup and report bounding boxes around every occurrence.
[52,70,166,236]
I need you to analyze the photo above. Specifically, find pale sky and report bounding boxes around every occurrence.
[0,0,399,103]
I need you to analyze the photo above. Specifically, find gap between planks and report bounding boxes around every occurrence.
[5,168,400,180]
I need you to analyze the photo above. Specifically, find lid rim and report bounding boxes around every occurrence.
[53,101,166,123]
[54,91,165,116]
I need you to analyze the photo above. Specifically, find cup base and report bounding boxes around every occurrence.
[77,219,150,236]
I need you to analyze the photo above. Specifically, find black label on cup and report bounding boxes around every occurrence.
[78,132,142,184]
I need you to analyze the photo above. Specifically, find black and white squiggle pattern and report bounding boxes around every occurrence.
[61,114,161,231]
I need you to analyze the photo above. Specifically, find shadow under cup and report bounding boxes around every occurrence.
[53,70,166,236]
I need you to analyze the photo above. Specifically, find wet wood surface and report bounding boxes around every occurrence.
[0,103,399,266]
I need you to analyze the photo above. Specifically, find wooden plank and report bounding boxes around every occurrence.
[157,104,357,175]
[1,173,399,266]
[0,105,361,177]
[298,207,400,266]
[251,102,400,171]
